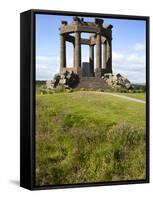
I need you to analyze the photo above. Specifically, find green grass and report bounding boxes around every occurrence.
[117,92,146,101]
[36,81,46,95]
[36,91,146,186]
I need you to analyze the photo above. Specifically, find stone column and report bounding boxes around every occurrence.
[103,42,106,69]
[106,38,112,73]
[60,34,66,72]
[96,33,101,68]
[95,33,102,77]
[75,31,81,68]
[73,43,75,67]
[89,45,94,76]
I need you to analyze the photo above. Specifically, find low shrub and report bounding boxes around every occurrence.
[36,122,146,185]
[54,85,66,93]
[68,88,74,93]
[132,89,145,93]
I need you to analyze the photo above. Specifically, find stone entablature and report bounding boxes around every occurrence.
[59,17,113,77]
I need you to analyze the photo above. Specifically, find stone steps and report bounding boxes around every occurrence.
[77,77,111,89]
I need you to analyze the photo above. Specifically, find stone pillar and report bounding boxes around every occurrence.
[75,31,81,68]
[73,43,75,67]
[60,34,66,72]
[89,45,94,76]
[103,42,106,69]
[106,38,112,73]
[95,33,102,77]
[96,33,101,68]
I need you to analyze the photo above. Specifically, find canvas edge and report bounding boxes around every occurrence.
[20,9,150,191]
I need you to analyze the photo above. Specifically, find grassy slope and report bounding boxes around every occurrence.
[117,92,146,101]
[36,91,146,186]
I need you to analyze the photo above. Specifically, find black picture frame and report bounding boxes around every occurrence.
[20,9,150,190]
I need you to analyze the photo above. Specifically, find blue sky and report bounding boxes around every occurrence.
[36,14,146,83]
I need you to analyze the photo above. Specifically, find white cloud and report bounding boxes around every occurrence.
[112,51,145,71]
[112,51,124,62]
[112,43,146,83]
[36,55,51,62]
[126,53,144,64]
[36,63,59,80]
[36,55,59,80]
[36,54,76,79]
[36,55,59,62]
[132,43,145,51]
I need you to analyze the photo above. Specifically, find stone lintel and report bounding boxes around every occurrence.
[81,38,90,45]
[60,25,112,40]
[65,35,90,45]
[60,23,101,34]
[77,25,101,33]
[60,24,77,34]
[65,34,107,46]
[90,36,106,45]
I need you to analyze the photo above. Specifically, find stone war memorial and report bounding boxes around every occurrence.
[47,17,131,90]
[59,16,113,77]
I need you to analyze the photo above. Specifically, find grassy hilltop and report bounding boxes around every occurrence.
[35,90,146,186]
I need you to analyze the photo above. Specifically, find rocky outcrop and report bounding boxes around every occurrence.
[46,71,80,89]
[46,71,132,91]
[102,73,132,89]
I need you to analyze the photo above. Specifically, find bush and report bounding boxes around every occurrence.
[68,88,74,93]
[132,89,145,93]
[54,85,66,93]
[36,121,146,185]
[104,123,146,180]
[132,84,146,91]
[40,89,47,95]
[48,90,54,94]
[120,89,128,93]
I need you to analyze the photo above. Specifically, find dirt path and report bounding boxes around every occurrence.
[103,92,146,104]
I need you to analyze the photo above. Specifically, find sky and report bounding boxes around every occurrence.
[36,14,146,83]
